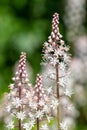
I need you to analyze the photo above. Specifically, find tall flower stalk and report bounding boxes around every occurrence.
[5,13,74,130]
[6,52,59,130]
[6,52,33,130]
[17,52,26,130]
[33,74,58,130]
[56,63,60,130]
[33,74,43,130]
[42,13,72,130]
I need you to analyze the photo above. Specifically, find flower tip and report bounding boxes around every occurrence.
[21,52,26,56]
[53,12,59,17]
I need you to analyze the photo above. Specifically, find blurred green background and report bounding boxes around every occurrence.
[0,0,87,129]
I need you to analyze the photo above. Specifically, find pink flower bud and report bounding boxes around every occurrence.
[18,83,22,87]
[22,88,26,94]
[34,96,38,101]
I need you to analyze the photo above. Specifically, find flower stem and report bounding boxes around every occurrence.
[56,63,60,130]
[18,119,22,130]
[36,118,39,130]
[36,79,40,130]
[18,85,22,130]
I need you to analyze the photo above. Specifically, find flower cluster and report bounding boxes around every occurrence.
[33,74,59,129]
[6,52,34,130]
[6,52,58,130]
[4,12,75,130]
[42,13,75,130]
[43,13,70,66]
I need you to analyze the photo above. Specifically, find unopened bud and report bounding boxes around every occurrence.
[25,78,29,83]
[18,82,22,87]
[9,84,14,89]
[22,88,26,94]
[34,96,38,101]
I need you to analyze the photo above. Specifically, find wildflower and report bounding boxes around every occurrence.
[6,52,33,129]
[7,120,14,129]
[33,74,46,110]
[46,87,53,94]
[40,124,49,130]
[6,104,11,112]
[67,104,74,112]
[60,120,68,130]
[43,13,70,66]
[11,97,22,108]
[23,123,29,130]
[46,115,52,123]
[60,118,74,130]
[64,88,73,97]
[42,13,74,130]
[43,105,50,114]
[51,98,59,110]
[9,84,14,90]
[16,111,26,121]
[36,110,44,119]
[23,120,35,130]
